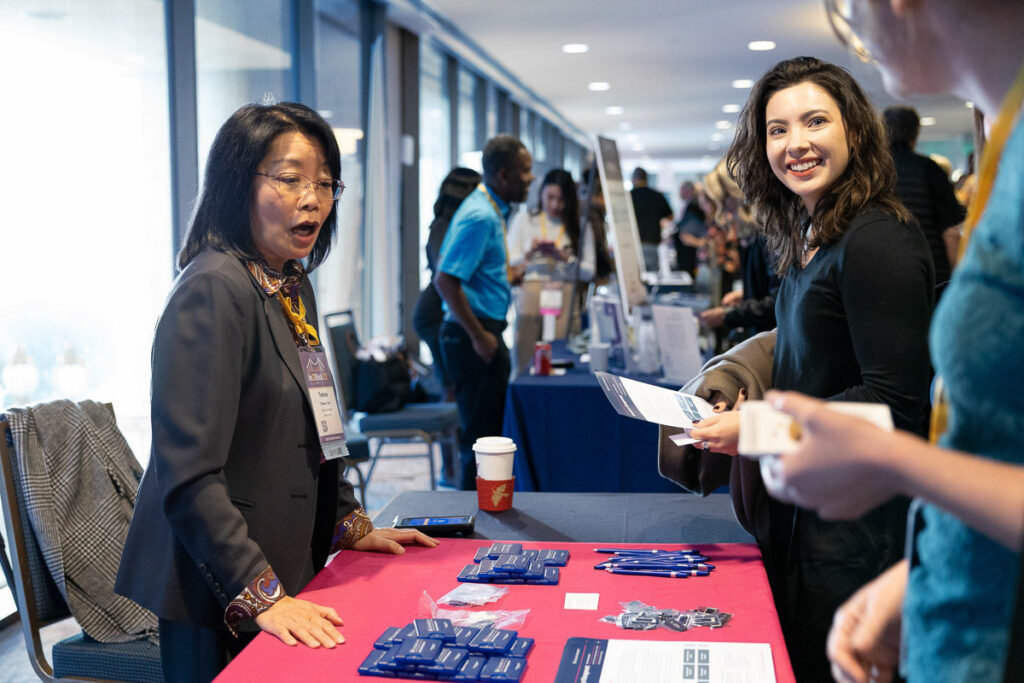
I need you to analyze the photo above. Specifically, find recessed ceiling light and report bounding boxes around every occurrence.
[721,104,741,114]
[606,106,624,116]
[732,79,754,89]
[588,81,611,91]
[715,120,733,130]
[965,101,974,109]
[632,143,645,152]
[748,40,776,51]
[562,43,589,54]
[618,122,632,131]
[920,117,937,126]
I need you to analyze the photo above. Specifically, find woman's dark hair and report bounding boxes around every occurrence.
[425,167,482,273]
[178,102,342,272]
[533,168,581,250]
[726,56,910,276]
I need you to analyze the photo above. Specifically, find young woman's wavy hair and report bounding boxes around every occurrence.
[726,56,909,276]
[531,168,581,250]
[178,102,342,272]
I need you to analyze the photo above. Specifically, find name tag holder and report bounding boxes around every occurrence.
[298,346,348,461]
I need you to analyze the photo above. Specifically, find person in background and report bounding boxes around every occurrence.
[115,102,436,683]
[884,105,965,297]
[629,167,673,271]
[681,56,935,681]
[412,167,481,404]
[672,180,708,277]
[506,168,578,267]
[757,0,1024,680]
[579,167,614,283]
[435,135,533,489]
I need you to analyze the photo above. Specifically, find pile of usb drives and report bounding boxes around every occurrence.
[602,601,733,632]
[359,618,532,681]
[593,547,715,578]
[457,542,569,585]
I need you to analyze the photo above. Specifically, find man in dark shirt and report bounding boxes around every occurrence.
[629,167,673,271]
[884,106,966,296]
[673,180,708,277]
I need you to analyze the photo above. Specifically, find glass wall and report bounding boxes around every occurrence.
[312,0,365,321]
[0,0,172,619]
[457,66,481,171]
[418,40,452,289]
[195,0,295,175]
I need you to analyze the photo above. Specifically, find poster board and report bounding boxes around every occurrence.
[594,135,648,317]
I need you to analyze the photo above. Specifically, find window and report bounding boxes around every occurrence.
[418,41,453,288]
[457,66,481,171]
[0,0,172,620]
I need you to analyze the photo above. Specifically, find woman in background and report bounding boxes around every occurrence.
[506,168,579,268]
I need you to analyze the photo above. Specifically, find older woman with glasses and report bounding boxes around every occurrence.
[759,1,1024,681]
[115,102,436,683]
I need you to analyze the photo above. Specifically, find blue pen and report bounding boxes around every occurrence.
[597,562,715,571]
[594,548,701,555]
[605,568,710,578]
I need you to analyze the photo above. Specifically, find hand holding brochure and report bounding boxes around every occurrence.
[738,400,894,457]
[594,372,714,433]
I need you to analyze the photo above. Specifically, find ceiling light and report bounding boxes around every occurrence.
[618,122,632,131]
[606,106,624,116]
[748,40,776,51]
[920,117,937,126]
[711,132,725,142]
[732,79,754,89]
[631,143,645,152]
[626,134,639,142]
[721,104,741,114]
[965,101,974,109]
[715,120,733,130]
[562,43,589,54]
[588,81,611,91]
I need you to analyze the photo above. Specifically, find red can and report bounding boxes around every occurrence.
[533,342,552,376]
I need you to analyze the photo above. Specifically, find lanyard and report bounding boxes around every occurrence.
[478,183,514,281]
[539,212,566,246]
[931,61,1024,444]
[276,290,320,347]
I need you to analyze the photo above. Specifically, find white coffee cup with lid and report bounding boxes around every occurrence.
[473,436,516,480]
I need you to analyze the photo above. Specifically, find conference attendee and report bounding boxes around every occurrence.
[884,105,966,296]
[506,168,577,266]
[412,166,482,404]
[749,1,1024,680]
[435,134,533,489]
[115,102,437,683]
[629,167,673,271]
[672,180,708,277]
[671,56,935,681]
[579,167,614,283]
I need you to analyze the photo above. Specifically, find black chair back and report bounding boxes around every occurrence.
[324,310,361,419]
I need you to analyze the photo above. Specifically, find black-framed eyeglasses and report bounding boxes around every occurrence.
[824,0,875,65]
[255,171,345,201]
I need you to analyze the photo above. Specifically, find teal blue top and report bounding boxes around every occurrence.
[437,184,512,321]
[906,114,1024,681]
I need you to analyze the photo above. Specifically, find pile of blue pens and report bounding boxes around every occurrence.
[593,547,716,578]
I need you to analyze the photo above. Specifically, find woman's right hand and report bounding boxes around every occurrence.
[254,595,345,648]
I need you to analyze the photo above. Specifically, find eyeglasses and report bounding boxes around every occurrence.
[824,0,875,64]
[255,171,345,201]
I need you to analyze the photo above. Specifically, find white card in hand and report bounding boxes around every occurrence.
[738,400,894,457]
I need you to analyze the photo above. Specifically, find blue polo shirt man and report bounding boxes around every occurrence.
[435,135,533,489]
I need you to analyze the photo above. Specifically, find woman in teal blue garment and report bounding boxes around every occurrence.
[752,1,1024,681]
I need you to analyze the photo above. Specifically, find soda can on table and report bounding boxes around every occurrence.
[533,342,552,376]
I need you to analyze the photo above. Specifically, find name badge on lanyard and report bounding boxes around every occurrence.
[298,346,349,461]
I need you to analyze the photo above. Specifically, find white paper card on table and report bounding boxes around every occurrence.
[594,371,714,430]
[563,593,600,610]
[738,400,894,457]
[652,304,703,386]
[563,638,777,683]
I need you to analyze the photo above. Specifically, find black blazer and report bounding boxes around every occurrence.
[115,250,360,627]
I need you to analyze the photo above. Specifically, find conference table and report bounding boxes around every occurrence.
[215,492,794,682]
[503,343,683,493]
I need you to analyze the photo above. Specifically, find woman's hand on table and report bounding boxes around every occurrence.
[255,596,345,648]
[352,527,439,555]
[690,388,745,455]
[762,390,904,519]
[827,559,906,683]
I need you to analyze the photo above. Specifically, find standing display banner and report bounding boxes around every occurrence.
[594,135,648,318]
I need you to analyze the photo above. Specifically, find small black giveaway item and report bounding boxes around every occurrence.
[393,515,475,537]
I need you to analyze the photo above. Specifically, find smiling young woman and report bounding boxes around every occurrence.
[683,56,936,681]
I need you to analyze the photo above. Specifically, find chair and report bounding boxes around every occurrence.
[324,310,460,494]
[0,409,162,683]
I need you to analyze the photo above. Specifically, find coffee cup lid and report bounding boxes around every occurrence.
[473,436,516,454]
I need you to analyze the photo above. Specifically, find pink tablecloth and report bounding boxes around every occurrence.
[216,539,795,682]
